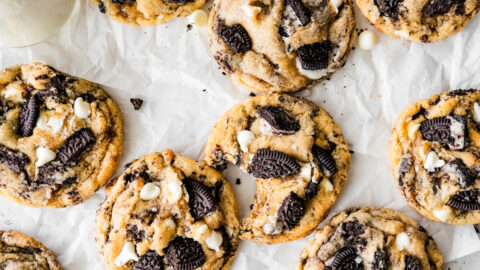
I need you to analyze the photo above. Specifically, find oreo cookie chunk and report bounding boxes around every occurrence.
[390,90,480,224]
[0,230,63,269]
[297,207,443,270]
[357,0,479,42]
[209,0,355,93]
[91,0,206,26]
[204,94,350,244]
[0,62,123,208]
[95,150,240,270]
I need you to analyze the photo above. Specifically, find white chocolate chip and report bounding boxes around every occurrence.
[74,97,91,119]
[296,58,327,80]
[164,218,176,228]
[206,231,223,252]
[301,163,313,180]
[190,10,208,27]
[358,30,378,50]
[47,115,65,134]
[423,151,445,172]
[166,181,183,203]
[408,123,420,139]
[329,0,343,13]
[433,209,452,222]
[198,224,208,235]
[394,30,410,39]
[395,232,411,251]
[473,103,480,123]
[237,130,255,152]
[36,115,48,130]
[139,183,160,200]
[4,84,25,103]
[259,118,275,135]
[114,242,139,267]
[321,179,334,191]
[35,147,56,167]
[242,4,262,18]
[263,215,283,235]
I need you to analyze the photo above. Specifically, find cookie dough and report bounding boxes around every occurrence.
[0,62,123,208]
[203,94,350,244]
[356,0,480,42]
[0,230,62,270]
[95,150,240,270]
[92,0,206,26]
[390,89,480,224]
[208,0,356,93]
[297,207,443,270]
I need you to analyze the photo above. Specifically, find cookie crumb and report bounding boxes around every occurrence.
[187,24,193,31]
[249,92,256,97]
[130,98,144,110]
[235,178,241,185]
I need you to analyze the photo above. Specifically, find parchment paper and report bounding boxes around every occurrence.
[0,1,479,269]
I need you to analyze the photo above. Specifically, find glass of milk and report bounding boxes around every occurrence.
[0,0,77,47]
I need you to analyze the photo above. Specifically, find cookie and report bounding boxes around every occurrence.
[203,94,350,244]
[208,0,356,93]
[95,149,240,270]
[356,0,480,42]
[389,89,480,224]
[92,0,206,26]
[0,62,123,207]
[297,207,443,270]
[0,230,62,269]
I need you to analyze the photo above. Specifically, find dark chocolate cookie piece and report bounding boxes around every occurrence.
[286,0,311,26]
[169,0,193,5]
[404,255,421,270]
[133,251,164,270]
[277,192,305,230]
[447,189,480,211]
[57,128,96,164]
[420,115,466,150]
[312,145,337,175]
[257,106,300,135]
[0,146,29,175]
[165,236,206,270]
[112,0,136,4]
[183,177,218,220]
[304,181,319,201]
[331,247,363,270]
[297,41,332,70]
[219,24,252,54]
[248,148,301,178]
[423,0,466,17]
[445,159,477,188]
[374,0,403,19]
[19,94,41,138]
[130,98,143,110]
[373,248,389,270]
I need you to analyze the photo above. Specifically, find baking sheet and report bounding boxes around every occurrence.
[0,0,480,269]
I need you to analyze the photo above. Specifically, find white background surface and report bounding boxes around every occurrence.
[0,0,480,269]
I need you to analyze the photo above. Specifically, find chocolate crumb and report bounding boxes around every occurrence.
[235,178,241,185]
[130,98,144,110]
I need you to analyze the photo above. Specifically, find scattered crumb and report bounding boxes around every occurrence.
[249,204,254,210]
[186,24,193,31]
[130,98,144,110]
[249,92,256,97]
[235,178,241,185]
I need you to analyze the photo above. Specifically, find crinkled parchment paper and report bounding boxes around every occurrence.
[0,1,479,269]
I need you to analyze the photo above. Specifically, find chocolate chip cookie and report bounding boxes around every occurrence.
[203,94,350,244]
[92,0,206,26]
[95,149,240,270]
[0,230,62,269]
[208,0,356,93]
[0,62,123,208]
[297,207,443,270]
[390,89,480,224]
[356,0,480,42]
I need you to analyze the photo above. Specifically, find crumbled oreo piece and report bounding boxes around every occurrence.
[277,192,305,230]
[341,220,366,247]
[312,145,337,175]
[445,159,477,188]
[57,128,96,164]
[331,247,362,270]
[130,98,144,110]
[98,1,106,13]
[423,0,465,17]
[257,106,300,135]
[373,248,389,270]
[375,0,403,19]
[448,89,476,97]
[420,115,466,150]
[165,236,206,270]
[286,0,311,26]
[248,148,301,178]
[183,178,218,220]
[169,0,193,5]
[297,42,332,70]
[127,224,145,242]
[133,251,164,270]
[447,189,480,211]
[218,226,234,257]
[211,150,228,171]
[304,181,319,201]
[112,0,136,4]
[0,146,29,174]
[219,24,252,54]
[19,94,41,137]
[405,255,421,270]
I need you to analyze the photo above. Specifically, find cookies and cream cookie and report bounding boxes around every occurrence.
[297,207,443,270]
[390,89,480,224]
[203,94,350,244]
[95,150,240,270]
[0,62,123,208]
[0,230,62,269]
[356,0,480,42]
[208,0,356,93]
[92,0,206,26]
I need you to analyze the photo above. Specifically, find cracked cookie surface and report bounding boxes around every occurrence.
[203,94,350,244]
[0,62,123,208]
[208,0,356,93]
[92,0,206,26]
[0,230,62,270]
[297,207,443,270]
[356,0,480,42]
[390,90,480,224]
[95,150,240,270]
